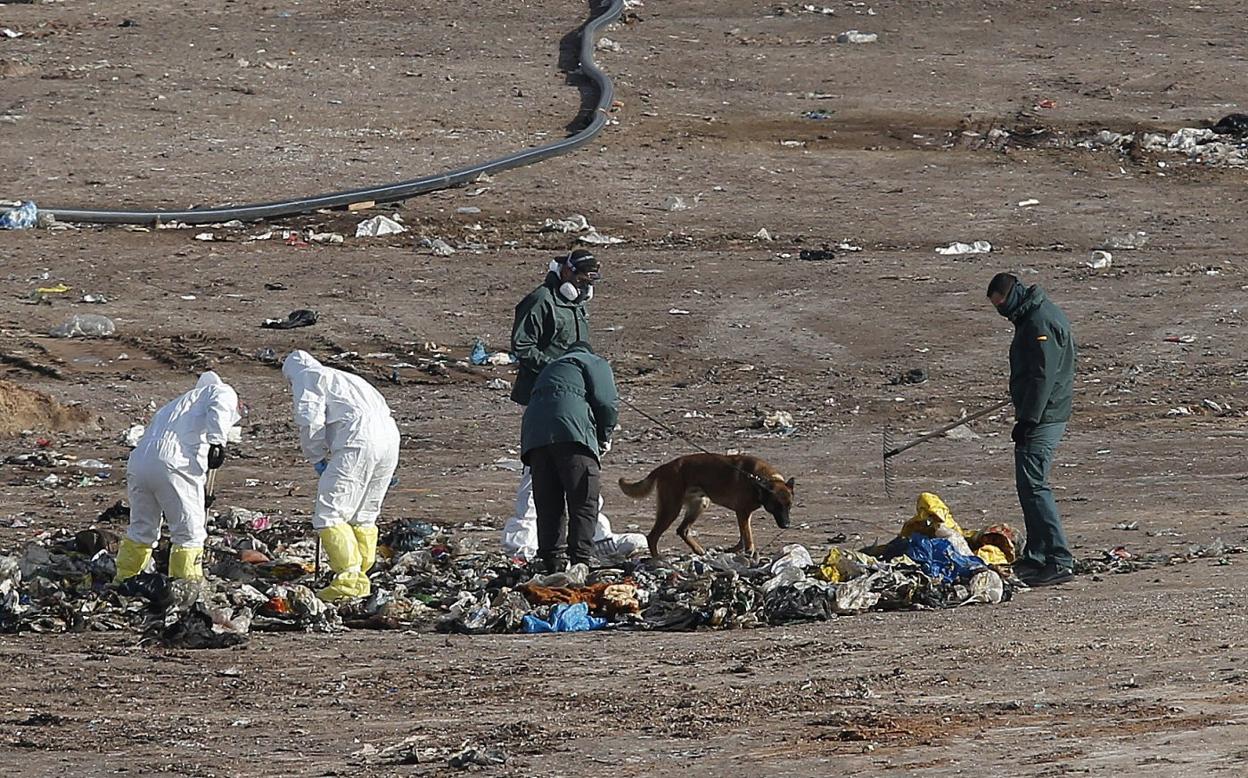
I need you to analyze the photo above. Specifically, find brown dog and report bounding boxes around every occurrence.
[618,453,795,557]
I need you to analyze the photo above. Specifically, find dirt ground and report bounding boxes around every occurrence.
[2,0,1248,774]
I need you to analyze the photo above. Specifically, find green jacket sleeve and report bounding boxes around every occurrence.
[1016,323,1060,424]
[584,357,620,444]
[511,295,554,375]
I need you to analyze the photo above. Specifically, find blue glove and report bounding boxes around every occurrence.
[314,460,328,476]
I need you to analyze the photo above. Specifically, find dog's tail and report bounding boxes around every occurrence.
[618,472,657,499]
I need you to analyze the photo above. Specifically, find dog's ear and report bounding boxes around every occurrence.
[785,477,795,492]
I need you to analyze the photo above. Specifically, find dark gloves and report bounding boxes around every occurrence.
[1011,422,1035,445]
[204,492,216,509]
[207,444,226,470]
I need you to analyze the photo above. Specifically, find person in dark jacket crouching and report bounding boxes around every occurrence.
[987,272,1077,587]
[521,342,619,572]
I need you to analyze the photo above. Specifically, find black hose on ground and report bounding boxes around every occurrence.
[42,0,624,226]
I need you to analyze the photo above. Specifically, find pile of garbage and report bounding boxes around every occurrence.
[1,493,1241,647]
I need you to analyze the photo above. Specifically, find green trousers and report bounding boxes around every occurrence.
[1015,421,1072,568]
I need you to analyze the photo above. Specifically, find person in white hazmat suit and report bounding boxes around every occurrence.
[283,350,400,602]
[114,371,241,582]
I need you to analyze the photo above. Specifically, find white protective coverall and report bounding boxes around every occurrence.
[501,482,647,561]
[117,371,240,581]
[283,350,400,600]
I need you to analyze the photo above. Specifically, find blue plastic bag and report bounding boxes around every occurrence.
[521,602,607,633]
[904,535,986,585]
[469,337,517,366]
[0,201,38,230]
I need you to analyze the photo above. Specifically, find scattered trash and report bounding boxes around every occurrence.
[1212,113,1248,137]
[539,214,591,234]
[668,308,691,316]
[261,309,318,330]
[1102,230,1148,250]
[1113,521,1140,531]
[753,228,773,242]
[521,602,607,633]
[1,28,23,39]
[664,195,689,211]
[122,425,146,448]
[595,37,622,53]
[469,338,516,366]
[836,30,878,43]
[49,314,116,339]
[0,201,38,231]
[448,744,509,769]
[308,231,345,245]
[802,110,834,120]
[1166,406,1192,417]
[355,215,407,238]
[421,237,456,256]
[1035,98,1058,110]
[935,240,992,256]
[578,230,624,246]
[455,207,481,215]
[194,232,216,242]
[1087,250,1113,270]
[1164,335,1196,344]
[81,294,108,304]
[485,378,510,391]
[755,409,795,431]
[799,246,836,261]
[889,368,928,386]
[1017,199,1040,207]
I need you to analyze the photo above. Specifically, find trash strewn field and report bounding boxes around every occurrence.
[2,0,1248,775]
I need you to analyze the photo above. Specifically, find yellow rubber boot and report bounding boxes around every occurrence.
[169,546,205,580]
[113,538,153,583]
[317,524,370,602]
[352,525,380,573]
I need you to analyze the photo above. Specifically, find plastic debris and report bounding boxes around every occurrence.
[469,338,516,366]
[755,409,795,431]
[355,215,407,238]
[1087,250,1113,269]
[521,602,607,633]
[836,30,878,43]
[753,228,773,241]
[0,201,38,230]
[421,237,457,256]
[49,314,116,339]
[1102,231,1148,250]
[539,214,591,234]
[261,309,318,329]
[935,240,992,256]
[595,37,622,53]
[578,230,624,246]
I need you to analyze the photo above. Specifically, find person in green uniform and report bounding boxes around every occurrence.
[987,272,1077,587]
[521,343,619,572]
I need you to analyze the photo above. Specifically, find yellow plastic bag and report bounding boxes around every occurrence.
[901,493,974,557]
[975,543,1010,567]
[817,547,877,582]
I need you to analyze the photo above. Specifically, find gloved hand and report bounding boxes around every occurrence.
[600,439,612,455]
[1011,421,1035,445]
[207,444,226,470]
[314,460,328,476]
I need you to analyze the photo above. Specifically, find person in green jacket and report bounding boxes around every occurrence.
[988,272,1077,587]
[521,342,619,572]
[510,249,598,406]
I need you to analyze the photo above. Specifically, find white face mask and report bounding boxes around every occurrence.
[559,282,594,302]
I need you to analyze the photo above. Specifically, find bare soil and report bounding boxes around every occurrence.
[1,0,1248,775]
